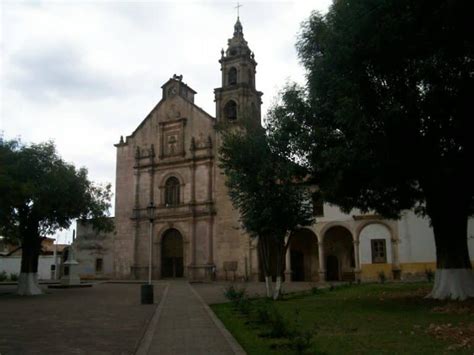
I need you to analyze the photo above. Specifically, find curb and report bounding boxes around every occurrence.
[188,283,247,355]
[135,283,170,355]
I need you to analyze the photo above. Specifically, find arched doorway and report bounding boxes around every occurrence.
[290,229,319,281]
[323,226,354,281]
[326,255,339,281]
[161,229,184,278]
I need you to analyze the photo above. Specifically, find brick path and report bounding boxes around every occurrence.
[0,283,165,354]
[138,280,243,355]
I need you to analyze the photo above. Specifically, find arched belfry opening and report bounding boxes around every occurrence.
[228,67,237,85]
[215,17,263,124]
[161,229,184,278]
[224,100,237,120]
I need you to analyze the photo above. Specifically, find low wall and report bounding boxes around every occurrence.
[0,256,58,280]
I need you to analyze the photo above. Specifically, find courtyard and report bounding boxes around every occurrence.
[0,280,313,354]
[1,281,473,354]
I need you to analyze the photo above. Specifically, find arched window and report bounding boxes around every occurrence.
[248,69,253,87]
[228,67,237,85]
[165,177,180,206]
[224,100,237,120]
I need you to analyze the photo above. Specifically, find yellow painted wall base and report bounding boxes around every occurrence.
[360,263,393,281]
[360,261,474,281]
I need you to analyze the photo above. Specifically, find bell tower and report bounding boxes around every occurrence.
[214,17,263,124]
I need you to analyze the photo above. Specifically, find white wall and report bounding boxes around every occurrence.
[398,211,474,263]
[318,204,357,222]
[0,255,57,280]
[468,218,474,259]
[359,223,392,264]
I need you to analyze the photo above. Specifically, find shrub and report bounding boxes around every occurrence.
[224,284,246,302]
[224,284,251,314]
[425,269,434,283]
[268,309,291,338]
[255,301,272,324]
[0,271,7,282]
[378,271,386,284]
[289,329,313,354]
[9,273,18,281]
[236,296,251,315]
[288,309,315,354]
[311,285,319,295]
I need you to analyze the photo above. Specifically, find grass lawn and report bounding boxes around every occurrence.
[211,282,474,354]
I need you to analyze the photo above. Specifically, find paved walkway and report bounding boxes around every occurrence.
[137,281,244,355]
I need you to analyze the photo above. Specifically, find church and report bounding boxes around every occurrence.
[74,18,474,283]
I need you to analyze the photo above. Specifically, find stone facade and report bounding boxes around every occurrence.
[113,18,260,281]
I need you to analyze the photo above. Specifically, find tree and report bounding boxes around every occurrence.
[0,138,113,295]
[268,0,474,299]
[218,119,314,299]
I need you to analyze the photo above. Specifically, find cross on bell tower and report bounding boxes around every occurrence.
[214,15,263,124]
[235,2,242,18]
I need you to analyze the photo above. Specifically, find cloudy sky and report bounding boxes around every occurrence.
[0,0,331,243]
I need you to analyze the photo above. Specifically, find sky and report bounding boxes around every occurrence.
[0,0,331,243]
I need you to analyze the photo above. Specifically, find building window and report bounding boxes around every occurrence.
[371,239,387,263]
[95,258,103,273]
[224,100,237,120]
[312,194,324,216]
[228,67,237,85]
[165,177,180,206]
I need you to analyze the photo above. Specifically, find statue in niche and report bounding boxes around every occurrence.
[167,135,178,155]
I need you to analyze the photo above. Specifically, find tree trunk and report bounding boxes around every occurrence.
[273,236,286,300]
[17,232,43,296]
[425,200,474,300]
[258,235,273,297]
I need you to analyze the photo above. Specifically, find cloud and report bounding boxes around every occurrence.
[7,43,122,101]
[0,0,331,243]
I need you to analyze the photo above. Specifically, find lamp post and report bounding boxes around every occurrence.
[141,201,156,304]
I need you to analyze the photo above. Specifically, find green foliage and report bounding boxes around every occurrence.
[0,137,113,273]
[218,117,314,241]
[224,284,247,302]
[218,117,314,283]
[254,301,272,324]
[213,282,472,354]
[9,273,18,281]
[268,0,474,272]
[310,285,319,295]
[270,0,473,218]
[267,308,291,338]
[425,269,435,283]
[288,309,314,354]
[224,284,251,314]
[0,271,7,282]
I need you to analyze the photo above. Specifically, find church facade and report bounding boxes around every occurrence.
[113,18,261,281]
[74,18,474,283]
